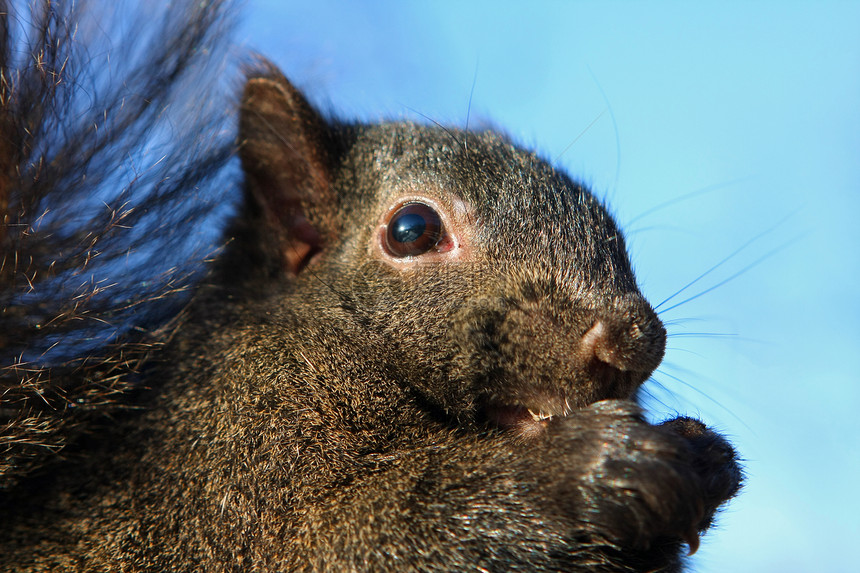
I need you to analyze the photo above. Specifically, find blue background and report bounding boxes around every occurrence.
[241,2,860,571]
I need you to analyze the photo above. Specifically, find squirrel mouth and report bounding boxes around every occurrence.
[483,399,573,440]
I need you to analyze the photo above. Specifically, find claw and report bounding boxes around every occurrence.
[684,528,701,555]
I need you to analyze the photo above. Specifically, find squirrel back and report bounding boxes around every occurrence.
[1,1,741,571]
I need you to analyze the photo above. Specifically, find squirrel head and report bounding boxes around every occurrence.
[238,65,666,438]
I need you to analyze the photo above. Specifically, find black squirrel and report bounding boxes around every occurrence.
[0,1,741,571]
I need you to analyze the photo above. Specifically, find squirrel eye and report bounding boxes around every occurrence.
[384,203,443,257]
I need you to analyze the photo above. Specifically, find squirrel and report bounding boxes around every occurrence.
[1,0,742,571]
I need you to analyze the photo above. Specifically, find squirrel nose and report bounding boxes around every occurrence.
[579,312,666,377]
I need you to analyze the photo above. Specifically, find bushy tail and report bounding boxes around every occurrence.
[0,0,237,488]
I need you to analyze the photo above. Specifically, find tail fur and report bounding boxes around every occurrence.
[0,0,236,489]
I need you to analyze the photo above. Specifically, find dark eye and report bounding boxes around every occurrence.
[384,203,443,257]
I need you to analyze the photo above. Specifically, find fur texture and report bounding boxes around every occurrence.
[1,1,741,571]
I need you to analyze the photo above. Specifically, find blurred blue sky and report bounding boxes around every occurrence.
[241,2,860,571]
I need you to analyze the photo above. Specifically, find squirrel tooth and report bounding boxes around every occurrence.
[528,409,553,421]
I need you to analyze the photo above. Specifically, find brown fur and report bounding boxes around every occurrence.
[1,2,741,571]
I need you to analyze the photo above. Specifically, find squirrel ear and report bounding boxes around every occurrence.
[239,66,337,275]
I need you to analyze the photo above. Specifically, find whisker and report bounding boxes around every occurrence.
[553,109,606,166]
[465,58,480,140]
[585,65,621,190]
[650,368,751,431]
[655,213,796,311]
[627,177,752,227]
[403,106,465,151]
[660,317,708,328]
[637,379,682,416]
[659,237,799,315]
[667,332,737,338]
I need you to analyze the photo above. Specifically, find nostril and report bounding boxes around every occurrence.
[580,320,619,367]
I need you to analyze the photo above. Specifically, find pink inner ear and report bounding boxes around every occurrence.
[283,213,322,275]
